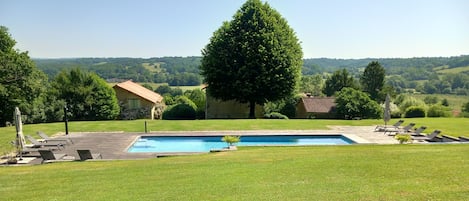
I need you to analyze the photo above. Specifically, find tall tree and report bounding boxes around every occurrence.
[200,0,303,118]
[52,68,119,121]
[0,26,48,126]
[323,69,358,96]
[361,61,385,101]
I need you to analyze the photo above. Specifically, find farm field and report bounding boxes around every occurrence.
[410,94,469,111]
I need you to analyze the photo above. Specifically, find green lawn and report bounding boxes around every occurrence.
[1,145,468,200]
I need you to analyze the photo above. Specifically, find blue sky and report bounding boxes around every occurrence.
[1,0,468,59]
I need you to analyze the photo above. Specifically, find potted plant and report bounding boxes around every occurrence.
[221,135,240,150]
[394,134,411,144]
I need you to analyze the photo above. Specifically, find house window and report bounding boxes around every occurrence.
[128,99,140,109]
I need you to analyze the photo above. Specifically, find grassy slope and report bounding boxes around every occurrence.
[0,145,468,200]
[436,65,469,74]
[410,94,469,111]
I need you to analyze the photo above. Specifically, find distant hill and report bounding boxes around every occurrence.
[33,55,469,85]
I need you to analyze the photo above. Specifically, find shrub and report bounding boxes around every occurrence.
[264,96,299,119]
[441,98,449,107]
[394,134,411,144]
[264,112,289,119]
[463,101,469,113]
[399,96,426,113]
[427,105,452,117]
[404,106,426,118]
[162,104,196,120]
[221,135,240,146]
[175,96,197,110]
[423,96,439,105]
[335,88,382,119]
[391,110,402,118]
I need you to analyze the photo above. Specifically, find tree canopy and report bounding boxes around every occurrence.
[361,61,385,101]
[0,26,48,125]
[200,0,303,118]
[323,69,358,96]
[52,68,119,121]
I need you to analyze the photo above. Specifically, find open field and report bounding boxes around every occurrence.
[410,94,469,111]
[1,144,468,200]
[1,118,468,154]
[436,65,469,74]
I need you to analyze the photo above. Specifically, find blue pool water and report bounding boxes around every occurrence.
[127,135,355,153]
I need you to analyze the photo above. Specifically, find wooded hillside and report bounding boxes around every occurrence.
[34,55,469,88]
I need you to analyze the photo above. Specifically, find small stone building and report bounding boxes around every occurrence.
[113,80,164,120]
[296,96,337,119]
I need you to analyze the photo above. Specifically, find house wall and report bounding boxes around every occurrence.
[206,95,263,119]
[114,87,156,119]
[295,101,308,119]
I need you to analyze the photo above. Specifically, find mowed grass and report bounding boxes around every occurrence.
[1,145,468,200]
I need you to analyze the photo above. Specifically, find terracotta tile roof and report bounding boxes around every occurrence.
[113,80,163,103]
[302,97,336,113]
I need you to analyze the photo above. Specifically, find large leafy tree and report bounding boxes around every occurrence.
[0,26,48,126]
[323,69,358,96]
[52,68,119,121]
[361,61,385,101]
[335,87,382,119]
[200,0,303,118]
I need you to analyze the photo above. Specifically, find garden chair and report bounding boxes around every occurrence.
[384,123,415,135]
[37,131,73,144]
[77,150,102,161]
[375,120,404,131]
[25,135,66,149]
[412,130,441,141]
[389,126,427,136]
[38,149,67,164]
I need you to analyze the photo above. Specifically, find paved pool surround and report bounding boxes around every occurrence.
[22,126,399,164]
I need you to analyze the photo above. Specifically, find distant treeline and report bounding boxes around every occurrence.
[35,57,202,86]
[34,55,469,86]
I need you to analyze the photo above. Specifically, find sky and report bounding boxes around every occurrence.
[1,0,468,59]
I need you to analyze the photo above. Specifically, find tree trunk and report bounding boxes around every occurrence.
[249,101,256,119]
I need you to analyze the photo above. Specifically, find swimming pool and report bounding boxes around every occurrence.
[127,135,355,153]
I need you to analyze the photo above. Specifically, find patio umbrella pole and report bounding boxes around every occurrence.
[64,104,69,135]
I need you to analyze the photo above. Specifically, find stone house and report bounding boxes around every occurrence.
[113,80,164,120]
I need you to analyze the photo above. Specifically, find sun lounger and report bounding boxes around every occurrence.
[25,135,66,149]
[38,150,68,163]
[77,150,102,161]
[411,130,441,141]
[459,136,469,142]
[389,126,427,136]
[37,131,73,144]
[375,120,404,131]
[384,123,415,135]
